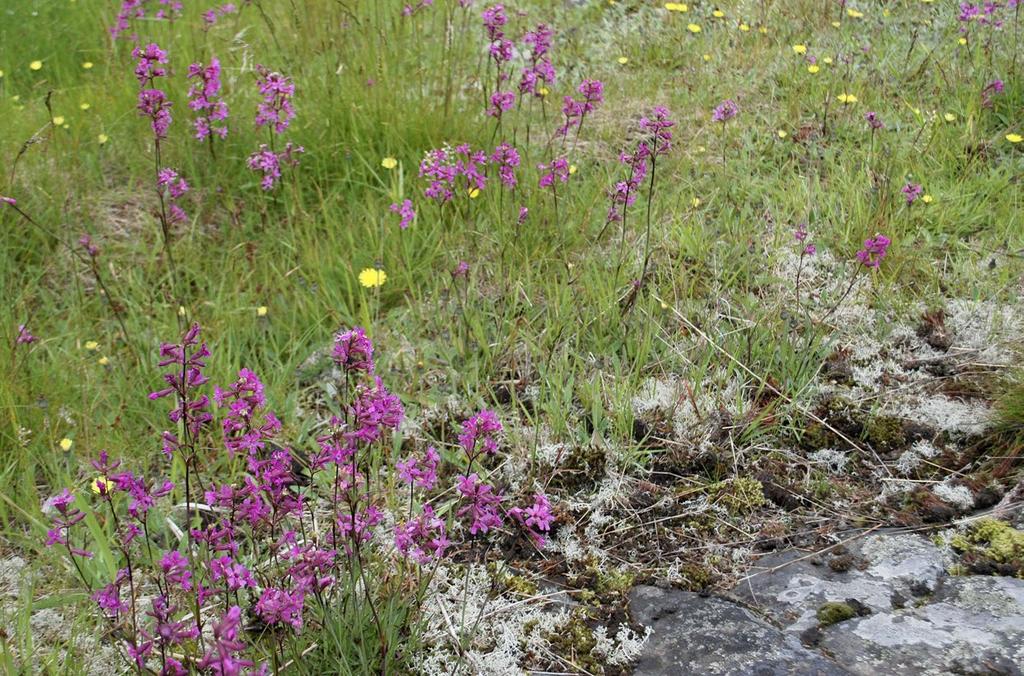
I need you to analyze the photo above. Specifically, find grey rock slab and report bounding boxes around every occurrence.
[818,575,1024,675]
[628,585,849,675]
[731,532,951,633]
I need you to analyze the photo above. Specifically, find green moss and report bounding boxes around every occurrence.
[711,477,766,515]
[862,414,905,451]
[816,601,857,626]
[951,518,1024,576]
[542,610,603,674]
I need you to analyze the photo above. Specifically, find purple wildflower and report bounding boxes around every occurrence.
[456,473,503,534]
[459,409,502,458]
[395,504,449,563]
[712,99,739,123]
[255,65,296,134]
[389,199,416,229]
[255,588,305,630]
[856,234,892,268]
[187,58,229,140]
[332,326,374,373]
[901,182,923,204]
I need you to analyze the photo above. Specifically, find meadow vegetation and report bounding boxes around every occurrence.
[0,0,1022,673]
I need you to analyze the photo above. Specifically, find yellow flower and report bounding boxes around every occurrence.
[80,102,90,110]
[958,37,967,45]
[178,305,187,316]
[664,2,687,11]
[359,268,387,288]
[52,116,65,125]
[91,477,113,494]
[617,56,629,64]
[738,23,750,31]
[98,133,109,144]
[690,197,701,207]
[792,44,807,55]
[702,53,712,62]
[82,61,94,69]
[831,21,841,27]
[660,301,669,310]
[882,8,890,17]
[85,340,99,350]
[687,23,701,33]
[712,9,724,18]
[777,130,788,138]
[1006,133,1023,143]
[569,164,578,175]
[468,187,481,198]
[0,70,4,78]
[807,65,820,74]
[943,112,956,122]
[29,60,42,71]
[846,8,863,18]
[60,438,73,451]
[697,145,706,153]
[759,26,768,34]
[256,306,268,317]
[921,194,933,204]
[98,356,110,366]
[822,57,833,64]
[381,157,397,169]
[538,86,549,97]
[837,93,857,104]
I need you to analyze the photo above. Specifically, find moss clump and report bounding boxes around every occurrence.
[542,610,602,674]
[501,573,540,597]
[951,518,1024,577]
[711,477,766,516]
[862,414,905,452]
[593,567,635,596]
[816,601,857,626]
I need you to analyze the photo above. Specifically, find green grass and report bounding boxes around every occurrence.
[1,0,1023,672]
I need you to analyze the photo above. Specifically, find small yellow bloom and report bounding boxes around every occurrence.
[569,164,578,175]
[468,187,481,198]
[91,477,113,494]
[256,306,268,317]
[846,9,863,18]
[807,64,820,74]
[29,60,42,71]
[381,157,397,169]
[80,102,90,110]
[697,145,706,153]
[831,21,841,27]
[178,305,187,316]
[12,95,20,102]
[1006,133,1023,143]
[792,44,807,55]
[777,130,788,138]
[538,86,549,97]
[739,23,750,31]
[52,116,65,125]
[0,70,4,78]
[664,2,688,11]
[617,56,629,64]
[712,9,724,18]
[660,301,669,310]
[837,93,858,104]
[98,134,109,144]
[687,23,702,33]
[958,37,967,45]
[921,194,933,204]
[82,61,94,69]
[943,112,956,122]
[882,8,891,17]
[359,268,387,288]
[60,438,73,451]
[822,57,833,64]
[702,53,711,62]
[98,356,110,366]
[759,26,768,34]
[85,340,99,350]
[691,197,701,207]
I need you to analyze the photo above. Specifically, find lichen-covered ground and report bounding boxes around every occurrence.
[1,0,1022,673]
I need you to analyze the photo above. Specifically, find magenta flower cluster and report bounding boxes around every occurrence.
[46,322,556,671]
[187,58,229,140]
[856,234,892,268]
[157,168,190,223]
